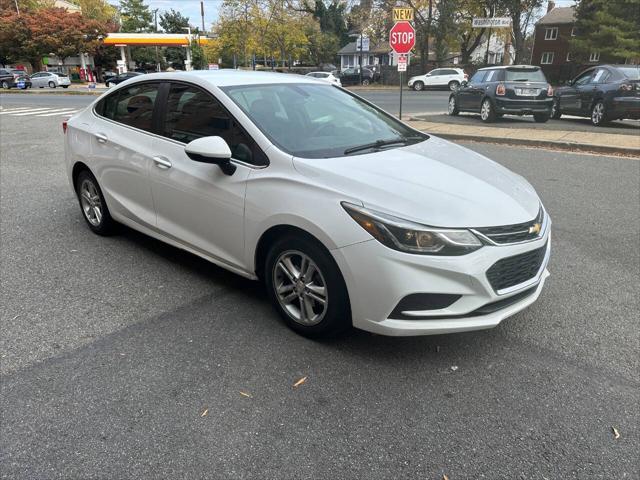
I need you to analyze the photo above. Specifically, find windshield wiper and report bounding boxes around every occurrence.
[344,136,425,155]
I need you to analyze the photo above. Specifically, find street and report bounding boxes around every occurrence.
[1,94,638,479]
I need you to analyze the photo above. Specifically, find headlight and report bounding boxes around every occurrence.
[342,202,482,255]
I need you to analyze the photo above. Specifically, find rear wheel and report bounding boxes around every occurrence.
[413,81,424,91]
[551,98,562,119]
[361,78,370,86]
[534,113,550,123]
[48,81,56,88]
[1,81,9,89]
[480,98,496,123]
[75,170,116,235]
[62,85,69,88]
[265,235,351,338]
[448,80,459,91]
[591,101,608,126]
[447,95,459,116]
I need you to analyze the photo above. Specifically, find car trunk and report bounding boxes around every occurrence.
[503,81,549,101]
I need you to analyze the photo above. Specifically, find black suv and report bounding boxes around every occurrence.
[104,71,143,87]
[552,65,640,126]
[338,67,375,86]
[448,65,553,123]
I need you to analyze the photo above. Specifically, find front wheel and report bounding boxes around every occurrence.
[551,98,562,119]
[448,80,459,91]
[413,81,424,91]
[1,81,9,89]
[591,101,608,126]
[480,98,496,123]
[265,235,351,338]
[448,95,459,116]
[361,79,370,86]
[534,113,550,123]
[75,170,117,235]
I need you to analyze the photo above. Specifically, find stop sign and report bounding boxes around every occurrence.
[389,21,415,55]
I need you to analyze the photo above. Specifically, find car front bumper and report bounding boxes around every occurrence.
[494,98,553,114]
[332,224,551,336]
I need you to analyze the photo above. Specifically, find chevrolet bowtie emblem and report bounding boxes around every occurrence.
[529,223,541,235]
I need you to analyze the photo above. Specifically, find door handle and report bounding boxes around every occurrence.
[94,132,108,143]
[153,156,172,169]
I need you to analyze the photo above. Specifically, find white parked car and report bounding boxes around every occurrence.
[64,71,550,338]
[408,68,468,91]
[30,71,71,88]
[305,71,341,86]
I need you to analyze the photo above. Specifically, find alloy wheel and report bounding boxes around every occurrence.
[481,100,491,121]
[448,97,456,114]
[449,81,459,91]
[273,250,328,326]
[1,81,8,89]
[79,179,103,227]
[592,102,604,125]
[414,81,424,91]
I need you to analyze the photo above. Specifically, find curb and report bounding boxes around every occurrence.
[0,89,102,96]
[423,131,640,157]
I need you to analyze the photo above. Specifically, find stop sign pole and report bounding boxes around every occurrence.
[389,20,415,120]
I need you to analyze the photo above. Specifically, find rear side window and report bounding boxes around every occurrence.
[470,71,486,83]
[101,83,159,132]
[163,83,267,166]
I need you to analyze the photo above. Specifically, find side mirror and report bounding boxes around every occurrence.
[184,136,236,176]
[566,79,573,86]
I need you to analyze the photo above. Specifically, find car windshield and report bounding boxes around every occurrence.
[222,83,427,159]
[504,68,546,82]
[618,66,640,80]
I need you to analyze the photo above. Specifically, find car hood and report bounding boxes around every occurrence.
[292,136,540,228]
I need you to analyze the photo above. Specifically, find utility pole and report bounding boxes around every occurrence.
[200,1,205,33]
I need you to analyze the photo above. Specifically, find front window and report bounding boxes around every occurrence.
[222,83,427,159]
[544,27,558,40]
[504,67,546,82]
[540,52,554,64]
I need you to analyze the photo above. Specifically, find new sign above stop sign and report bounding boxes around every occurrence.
[389,21,415,54]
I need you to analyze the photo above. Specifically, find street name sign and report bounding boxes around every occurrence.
[389,21,416,54]
[472,17,512,28]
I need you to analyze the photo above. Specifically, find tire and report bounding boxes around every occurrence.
[75,170,116,236]
[591,100,608,126]
[1,81,9,89]
[413,81,424,91]
[533,113,550,123]
[448,80,460,91]
[265,234,351,338]
[361,79,370,86]
[48,81,56,88]
[480,98,496,123]
[105,81,111,87]
[62,85,69,88]
[551,98,562,119]
[447,95,459,116]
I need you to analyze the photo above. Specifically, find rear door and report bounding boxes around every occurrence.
[149,82,264,268]
[90,82,160,227]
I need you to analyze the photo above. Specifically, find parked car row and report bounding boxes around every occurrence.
[0,69,71,89]
[446,64,640,126]
[0,68,32,89]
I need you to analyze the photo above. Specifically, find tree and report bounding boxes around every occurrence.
[119,0,152,33]
[496,0,544,64]
[159,9,190,33]
[570,0,640,63]
[0,11,31,66]
[75,0,117,23]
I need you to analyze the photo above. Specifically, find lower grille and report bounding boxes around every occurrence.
[486,241,548,292]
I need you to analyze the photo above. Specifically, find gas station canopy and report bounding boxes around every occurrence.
[103,33,212,47]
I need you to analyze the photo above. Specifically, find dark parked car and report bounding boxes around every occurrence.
[552,65,640,126]
[338,67,375,86]
[448,65,553,123]
[0,68,31,89]
[105,71,143,87]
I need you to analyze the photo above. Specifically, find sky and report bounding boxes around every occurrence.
[118,0,577,34]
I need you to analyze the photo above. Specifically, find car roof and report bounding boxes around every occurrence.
[477,65,540,71]
[130,70,320,87]
[307,71,329,74]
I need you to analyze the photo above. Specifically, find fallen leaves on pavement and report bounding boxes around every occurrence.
[293,376,308,388]
[200,408,208,417]
[612,426,620,439]
[239,391,252,398]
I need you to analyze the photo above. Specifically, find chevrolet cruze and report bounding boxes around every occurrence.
[64,70,551,338]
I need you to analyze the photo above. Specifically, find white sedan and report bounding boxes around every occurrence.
[64,70,550,338]
[29,71,71,88]
[305,71,341,86]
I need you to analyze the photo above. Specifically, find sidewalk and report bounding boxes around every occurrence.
[407,119,640,157]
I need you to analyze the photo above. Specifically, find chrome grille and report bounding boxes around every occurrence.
[474,208,544,245]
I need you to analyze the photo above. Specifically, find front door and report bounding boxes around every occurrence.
[149,82,265,269]
[561,69,594,113]
[459,70,487,110]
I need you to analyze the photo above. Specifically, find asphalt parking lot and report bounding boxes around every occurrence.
[1,96,639,478]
